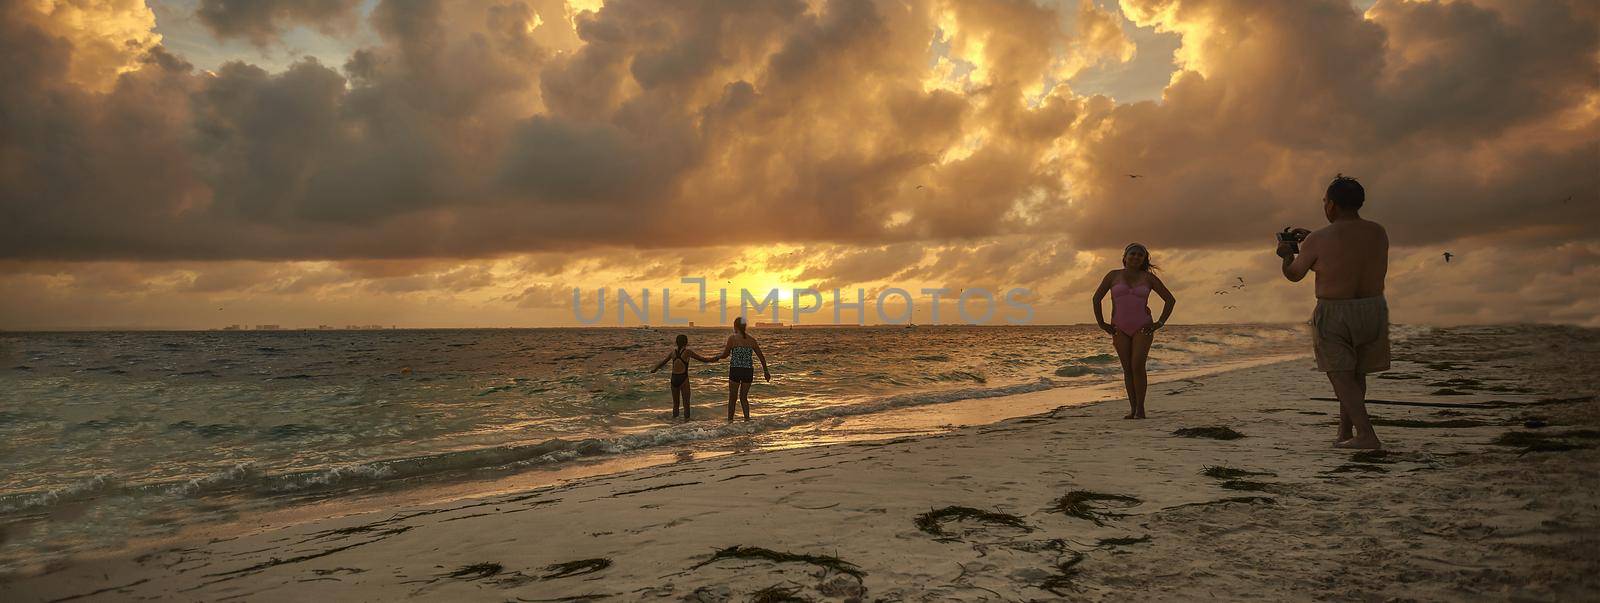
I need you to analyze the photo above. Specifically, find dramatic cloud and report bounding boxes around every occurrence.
[0,0,1595,327]
[195,0,362,45]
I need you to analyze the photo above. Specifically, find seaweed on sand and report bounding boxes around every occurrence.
[1095,535,1151,547]
[1349,450,1397,464]
[1053,491,1140,526]
[1324,464,1388,474]
[1200,466,1273,479]
[446,562,502,580]
[1491,430,1600,454]
[1172,426,1244,440]
[541,558,612,580]
[913,506,1031,536]
[1037,550,1087,595]
[1218,480,1273,492]
[1376,373,1422,380]
[1369,417,1489,428]
[690,546,864,580]
[1161,496,1275,511]
[1529,396,1595,407]
[1428,378,1483,388]
[749,584,809,603]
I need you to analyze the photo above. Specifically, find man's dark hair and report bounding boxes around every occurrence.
[1326,174,1364,209]
[675,334,688,347]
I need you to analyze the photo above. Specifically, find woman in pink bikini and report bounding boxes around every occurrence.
[1091,243,1177,419]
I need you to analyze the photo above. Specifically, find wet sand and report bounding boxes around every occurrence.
[5,329,1598,601]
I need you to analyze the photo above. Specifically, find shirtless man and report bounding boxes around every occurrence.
[1278,174,1390,449]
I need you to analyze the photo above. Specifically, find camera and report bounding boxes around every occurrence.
[1277,227,1305,254]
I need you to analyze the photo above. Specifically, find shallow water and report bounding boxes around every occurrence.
[0,324,1304,568]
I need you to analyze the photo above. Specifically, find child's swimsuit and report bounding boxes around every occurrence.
[1110,280,1153,336]
[729,344,754,383]
[670,348,688,387]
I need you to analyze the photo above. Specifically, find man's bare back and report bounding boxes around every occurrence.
[1278,174,1390,450]
[1296,219,1388,300]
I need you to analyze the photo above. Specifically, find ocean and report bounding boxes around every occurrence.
[0,324,1306,570]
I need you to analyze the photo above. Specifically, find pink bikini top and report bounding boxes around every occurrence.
[1111,281,1151,313]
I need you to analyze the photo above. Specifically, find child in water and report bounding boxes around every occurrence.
[650,334,715,421]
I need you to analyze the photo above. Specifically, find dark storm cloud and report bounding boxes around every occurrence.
[0,0,1594,266]
[196,0,364,45]
[1064,0,1599,249]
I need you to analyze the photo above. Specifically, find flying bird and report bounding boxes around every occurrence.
[1232,284,1245,290]
[1127,174,1143,179]
[915,185,925,190]
[1223,305,1237,310]
[1442,252,1454,263]
[1214,290,1229,295]
[1235,276,1245,284]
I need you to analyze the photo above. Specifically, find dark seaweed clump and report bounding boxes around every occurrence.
[913,506,1031,536]
[1349,450,1397,464]
[749,584,809,603]
[1095,535,1151,547]
[1324,464,1388,474]
[1173,426,1244,440]
[1038,550,1087,595]
[690,546,864,580]
[1370,417,1489,428]
[1053,491,1140,526]
[1491,430,1600,454]
[1162,496,1275,511]
[1200,466,1273,479]
[447,562,502,579]
[542,558,612,580]
[1218,480,1273,492]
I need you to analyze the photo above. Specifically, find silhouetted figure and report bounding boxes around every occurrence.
[713,317,770,421]
[651,334,715,421]
[1277,174,1390,450]
[1092,243,1177,419]
[1442,251,1454,263]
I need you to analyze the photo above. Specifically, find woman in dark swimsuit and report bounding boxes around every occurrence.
[1091,243,1177,419]
[713,317,770,421]
[651,334,715,421]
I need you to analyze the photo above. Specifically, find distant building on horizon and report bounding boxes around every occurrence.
[254,324,280,331]
[222,324,242,331]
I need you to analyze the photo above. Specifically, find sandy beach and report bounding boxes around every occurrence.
[5,326,1598,601]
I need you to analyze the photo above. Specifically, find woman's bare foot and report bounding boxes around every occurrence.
[1334,436,1382,449]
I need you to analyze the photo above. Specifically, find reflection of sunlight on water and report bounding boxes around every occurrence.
[0,324,1311,569]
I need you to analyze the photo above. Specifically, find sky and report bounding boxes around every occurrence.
[1,0,1596,329]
